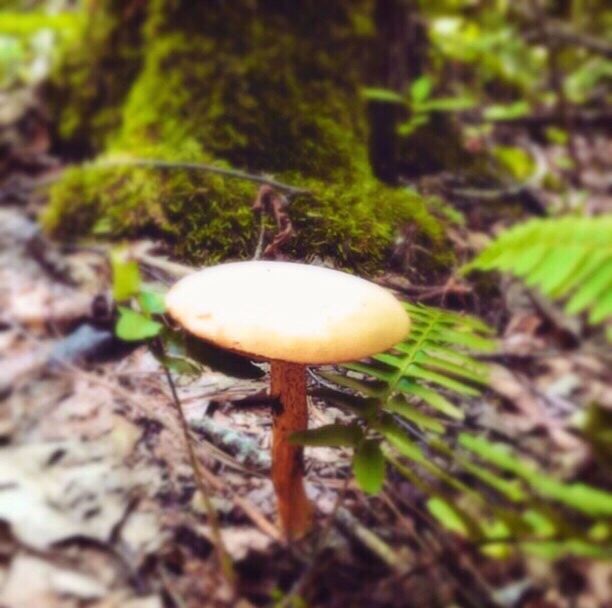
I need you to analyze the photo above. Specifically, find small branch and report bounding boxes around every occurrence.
[480,108,612,128]
[523,19,612,58]
[335,507,401,570]
[251,185,295,258]
[375,276,472,301]
[94,158,309,196]
[539,26,612,58]
[130,242,195,279]
[252,212,266,260]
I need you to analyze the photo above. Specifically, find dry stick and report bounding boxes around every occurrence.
[95,158,309,196]
[252,211,266,260]
[159,346,237,589]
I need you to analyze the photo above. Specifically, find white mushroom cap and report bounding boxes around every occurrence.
[165,261,410,364]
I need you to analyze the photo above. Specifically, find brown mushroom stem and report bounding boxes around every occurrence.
[270,360,313,539]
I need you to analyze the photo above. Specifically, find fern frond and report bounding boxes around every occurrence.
[464,216,612,324]
[340,302,496,421]
[315,302,612,558]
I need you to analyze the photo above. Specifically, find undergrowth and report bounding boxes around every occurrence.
[296,303,612,559]
[110,237,612,562]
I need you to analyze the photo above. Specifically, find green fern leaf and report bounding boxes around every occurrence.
[465,216,612,324]
[341,303,494,420]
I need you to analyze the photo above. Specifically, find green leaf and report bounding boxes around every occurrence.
[360,87,404,104]
[353,440,385,494]
[397,114,429,136]
[111,250,141,301]
[417,352,488,384]
[429,328,496,352]
[385,397,445,433]
[410,76,432,103]
[290,423,363,447]
[417,96,475,112]
[116,307,162,341]
[523,509,557,537]
[383,424,428,464]
[402,364,481,396]
[139,290,166,315]
[492,145,534,181]
[466,216,612,326]
[427,497,470,536]
[459,434,612,517]
[397,379,464,419]
[483,100,530,121]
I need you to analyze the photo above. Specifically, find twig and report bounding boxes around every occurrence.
[335,507,401,569]
[158,341,237,589]
[252,212,266,260]
[94,158,309,196]
[521,14,612,58]
[480,108,612,128]
[250,185,295,257]
[375,276,472,301]
[134,252,194,280]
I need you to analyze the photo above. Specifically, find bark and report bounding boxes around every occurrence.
[368,0,427,182]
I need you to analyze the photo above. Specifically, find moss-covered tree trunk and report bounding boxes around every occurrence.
[45,0,447,269]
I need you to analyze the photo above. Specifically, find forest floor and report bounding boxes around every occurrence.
[1,86,611,608]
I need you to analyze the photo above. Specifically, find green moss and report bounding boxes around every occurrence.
[44,157,442,270]
[44,147,259,264]
[47,0,146,152]
[45,0,451,271]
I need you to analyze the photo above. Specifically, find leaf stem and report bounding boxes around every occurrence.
[158,340,236,589]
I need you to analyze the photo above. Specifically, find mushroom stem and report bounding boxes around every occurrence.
[270,360,312,539]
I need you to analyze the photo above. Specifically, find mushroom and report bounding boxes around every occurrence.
[165,261,410,539]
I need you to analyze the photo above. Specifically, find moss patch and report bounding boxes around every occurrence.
[44,0,450,270]
[45,154,441,270]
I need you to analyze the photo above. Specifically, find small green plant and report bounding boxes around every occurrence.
[362,75,475,137]
[111,249,264,378]
[110,248,165,341]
